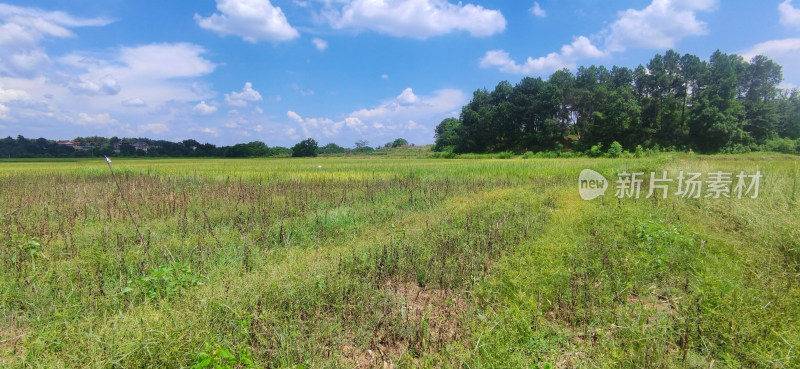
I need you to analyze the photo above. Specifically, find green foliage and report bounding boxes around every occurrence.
[291,138,318,157]
[121,264,203,299]
[318,142,345,154]
[764,137,798,154]
[634,144,645,157]
[429,50,797,155]
[607,141,623,157]
[390,138,409,148]
[5,235,45,272]
[587,142,604,157]
[191,343,255,369]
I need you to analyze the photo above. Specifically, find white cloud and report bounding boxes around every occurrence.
[481,0,715,75]
[324,0,506,39]
[287,110,303,123]
[115,43,216,80]
[122,98,146,107]
[742,38,800,59]
[0,85,30,103]
[0,85,28,119]
[381,74,389,79]
[199,127,220,136]
[742,38,800,86]
[194,0,300,43]
[604,0,715,53]
[396,87,420,105]
[193,100,218,115]
[312,37,328,51]
[286,87,465,142]
[225,82,262,106]
[530,2,546,18]
[0,3,112,77]
[69,74,120,96]
[0,9,108,79]
[139,123,169,135]
[480,36,604,74]
[76,112,117,126]
[780,0,800,29]
[285,127,300,140]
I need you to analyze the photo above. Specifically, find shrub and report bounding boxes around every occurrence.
[587,143,604,157]
[764,137,798,154]
[607,141,623,158]
[634,145,644,158]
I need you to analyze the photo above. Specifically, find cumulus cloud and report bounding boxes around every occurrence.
[69,74,120,96]
[193,100,218,115]
[312,37,328,51]
[0,3,112,77]
[604,0,715,53]
[0,85,29,119]
[324,0,506,39]
[396,88,420,105]
[481,0,716,75]
[76,112,117,126]
[194,0,300,43]
[530,2,546,18]
[225,82,262,106]
[780,0,800,29]
[480,36,604,74]
[286,87,465,142]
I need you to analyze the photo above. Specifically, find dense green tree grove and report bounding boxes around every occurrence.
[435,50,800,154]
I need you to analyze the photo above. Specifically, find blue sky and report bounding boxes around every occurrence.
[1,0,799,147]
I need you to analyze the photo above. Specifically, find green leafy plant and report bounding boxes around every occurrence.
[587,142,604,157]
[7,235,45,271]
[121,263,203,299]
[191,342,255,369]
[607,141,623,158]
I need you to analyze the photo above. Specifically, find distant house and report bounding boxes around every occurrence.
[132,142,149,152]
[57,141,92,151]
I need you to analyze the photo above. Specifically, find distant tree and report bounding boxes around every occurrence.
[291,138,318,157]
[270,146,292,156]
[355,140,369,149]
[353,139,373,153]
[319,143,345,154]
[390,138,408,148]
[433,117,461,152]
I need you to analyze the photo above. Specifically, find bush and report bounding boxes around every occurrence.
[495,151,514,159]
[634,145,644,158]
[607,141,623,158]
[587,143,604,157]
[764,137,798,154]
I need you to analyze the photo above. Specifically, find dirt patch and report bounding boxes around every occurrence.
[342,280,468,368]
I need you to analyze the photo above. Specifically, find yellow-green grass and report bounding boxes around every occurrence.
[0,154,798,368]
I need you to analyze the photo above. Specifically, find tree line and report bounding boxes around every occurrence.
[434,50,800,154]
[0,135,410,158]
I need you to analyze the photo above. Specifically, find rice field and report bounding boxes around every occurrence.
[1,154,799,368]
